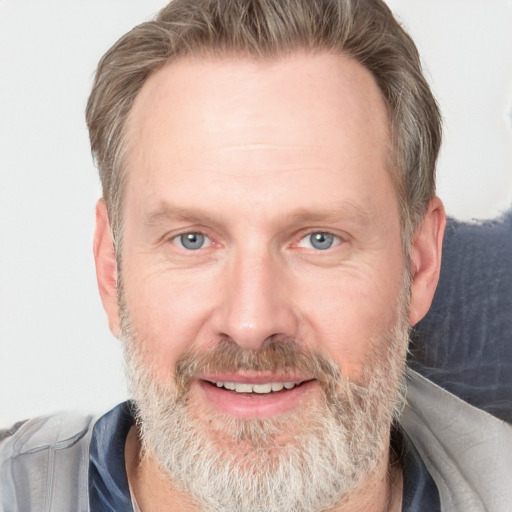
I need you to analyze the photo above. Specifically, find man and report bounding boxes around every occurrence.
[1,0,511,511]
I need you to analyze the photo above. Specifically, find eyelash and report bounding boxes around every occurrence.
[167,229,345,252]
[172,231,212,250]
[296,231,343,251]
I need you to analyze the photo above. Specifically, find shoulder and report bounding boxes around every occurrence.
[0,420,28,443]
[402,368,512,512]
[1,411,97,512]
[1,411,96,457]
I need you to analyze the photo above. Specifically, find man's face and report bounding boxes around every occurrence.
[117,52,409,509]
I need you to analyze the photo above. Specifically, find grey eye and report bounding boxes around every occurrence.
[308,232,335,250]
[178,232,207,250]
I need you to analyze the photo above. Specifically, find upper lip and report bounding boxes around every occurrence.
[199,372,315,385]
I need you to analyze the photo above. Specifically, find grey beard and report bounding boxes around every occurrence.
[121,292,409,512]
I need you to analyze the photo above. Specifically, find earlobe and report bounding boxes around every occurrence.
[408,196,446,326]
[93,199,121,338]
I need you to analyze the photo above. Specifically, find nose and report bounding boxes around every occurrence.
[212,248,298,350]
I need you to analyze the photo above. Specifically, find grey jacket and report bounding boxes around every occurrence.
[1,369,512,512]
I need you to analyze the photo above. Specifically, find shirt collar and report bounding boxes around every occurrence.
[89,402,134,512]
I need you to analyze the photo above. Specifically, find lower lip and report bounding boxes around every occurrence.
[196,379,318,418]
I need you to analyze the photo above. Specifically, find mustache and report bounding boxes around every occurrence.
[174,337,342,395]
[170,338,382,423]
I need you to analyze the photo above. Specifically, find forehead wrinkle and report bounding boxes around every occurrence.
[219,142,324,152]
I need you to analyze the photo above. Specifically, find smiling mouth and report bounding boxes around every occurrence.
[203,379,310,394]
[198,377,317,417]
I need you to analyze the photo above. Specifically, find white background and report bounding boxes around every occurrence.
[1,0,511,427]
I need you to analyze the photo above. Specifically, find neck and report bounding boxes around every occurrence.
[125,426,403,512]
[330,454,403,512]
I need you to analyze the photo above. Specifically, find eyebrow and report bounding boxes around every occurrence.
[283,204,373,228]
[144,201,374,229]
[144,204,223,227]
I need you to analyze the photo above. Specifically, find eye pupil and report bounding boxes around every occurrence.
[180,233,205,250]
[310,232,334,250]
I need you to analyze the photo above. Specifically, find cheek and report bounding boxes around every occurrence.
[122,268,217,380]
[297,267,403,381]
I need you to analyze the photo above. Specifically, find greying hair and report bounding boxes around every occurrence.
[86,0,441,253]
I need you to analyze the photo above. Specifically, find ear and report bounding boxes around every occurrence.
[93,199,121,338]
[408,196,446,326]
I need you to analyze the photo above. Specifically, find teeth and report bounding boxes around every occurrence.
[253,383,272,394]
[213,381,300,393]
[234,383,253,393]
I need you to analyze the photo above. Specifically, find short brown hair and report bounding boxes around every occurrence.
[86,0,441,252]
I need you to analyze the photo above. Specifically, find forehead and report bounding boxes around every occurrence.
[124,52,394,222]
[127,51,389,156]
